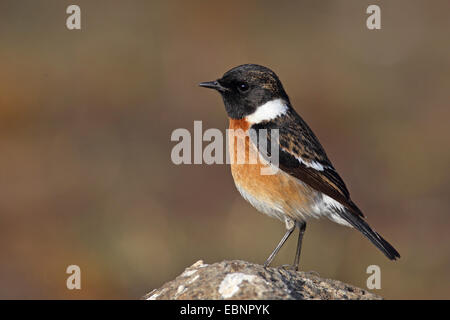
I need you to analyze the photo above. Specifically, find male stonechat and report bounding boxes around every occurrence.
[200,64,400,270]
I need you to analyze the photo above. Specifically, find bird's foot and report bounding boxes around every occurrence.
[279,264,299,272]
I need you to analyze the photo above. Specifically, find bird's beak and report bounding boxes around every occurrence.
[199,80,227,92]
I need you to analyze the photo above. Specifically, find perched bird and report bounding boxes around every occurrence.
[199,64,400,270]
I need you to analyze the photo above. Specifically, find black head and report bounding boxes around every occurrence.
[199,64,290,119]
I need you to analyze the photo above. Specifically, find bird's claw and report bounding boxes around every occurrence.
[279,264,299,272]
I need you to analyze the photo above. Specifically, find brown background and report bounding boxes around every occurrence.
[0,0,449,299]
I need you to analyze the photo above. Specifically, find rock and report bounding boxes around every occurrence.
[143,260,382,300]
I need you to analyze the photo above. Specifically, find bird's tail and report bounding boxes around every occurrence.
[338,208,400,260]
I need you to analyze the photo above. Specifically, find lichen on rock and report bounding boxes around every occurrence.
[143,260,382,300]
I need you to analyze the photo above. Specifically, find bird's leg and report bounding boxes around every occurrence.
[263,219,295,268]
[292,221,307,271]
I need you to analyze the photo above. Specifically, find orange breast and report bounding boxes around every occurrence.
[228,119,315,221]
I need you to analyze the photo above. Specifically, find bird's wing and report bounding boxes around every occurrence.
[250,109,364,218]
[249,108,402,260]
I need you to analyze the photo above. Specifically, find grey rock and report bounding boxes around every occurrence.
[143,260,382,300]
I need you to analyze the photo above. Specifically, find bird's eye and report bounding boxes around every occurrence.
[237,82,249,93]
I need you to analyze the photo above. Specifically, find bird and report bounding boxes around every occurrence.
[199,64,400,270]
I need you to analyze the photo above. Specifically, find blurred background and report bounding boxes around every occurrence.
[0,0,449,299]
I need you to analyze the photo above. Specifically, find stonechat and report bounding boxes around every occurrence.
[200,64,400,270]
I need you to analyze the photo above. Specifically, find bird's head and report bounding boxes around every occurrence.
[200,64,290,121]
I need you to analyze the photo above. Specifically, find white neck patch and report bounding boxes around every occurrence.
[246,98,288,124]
